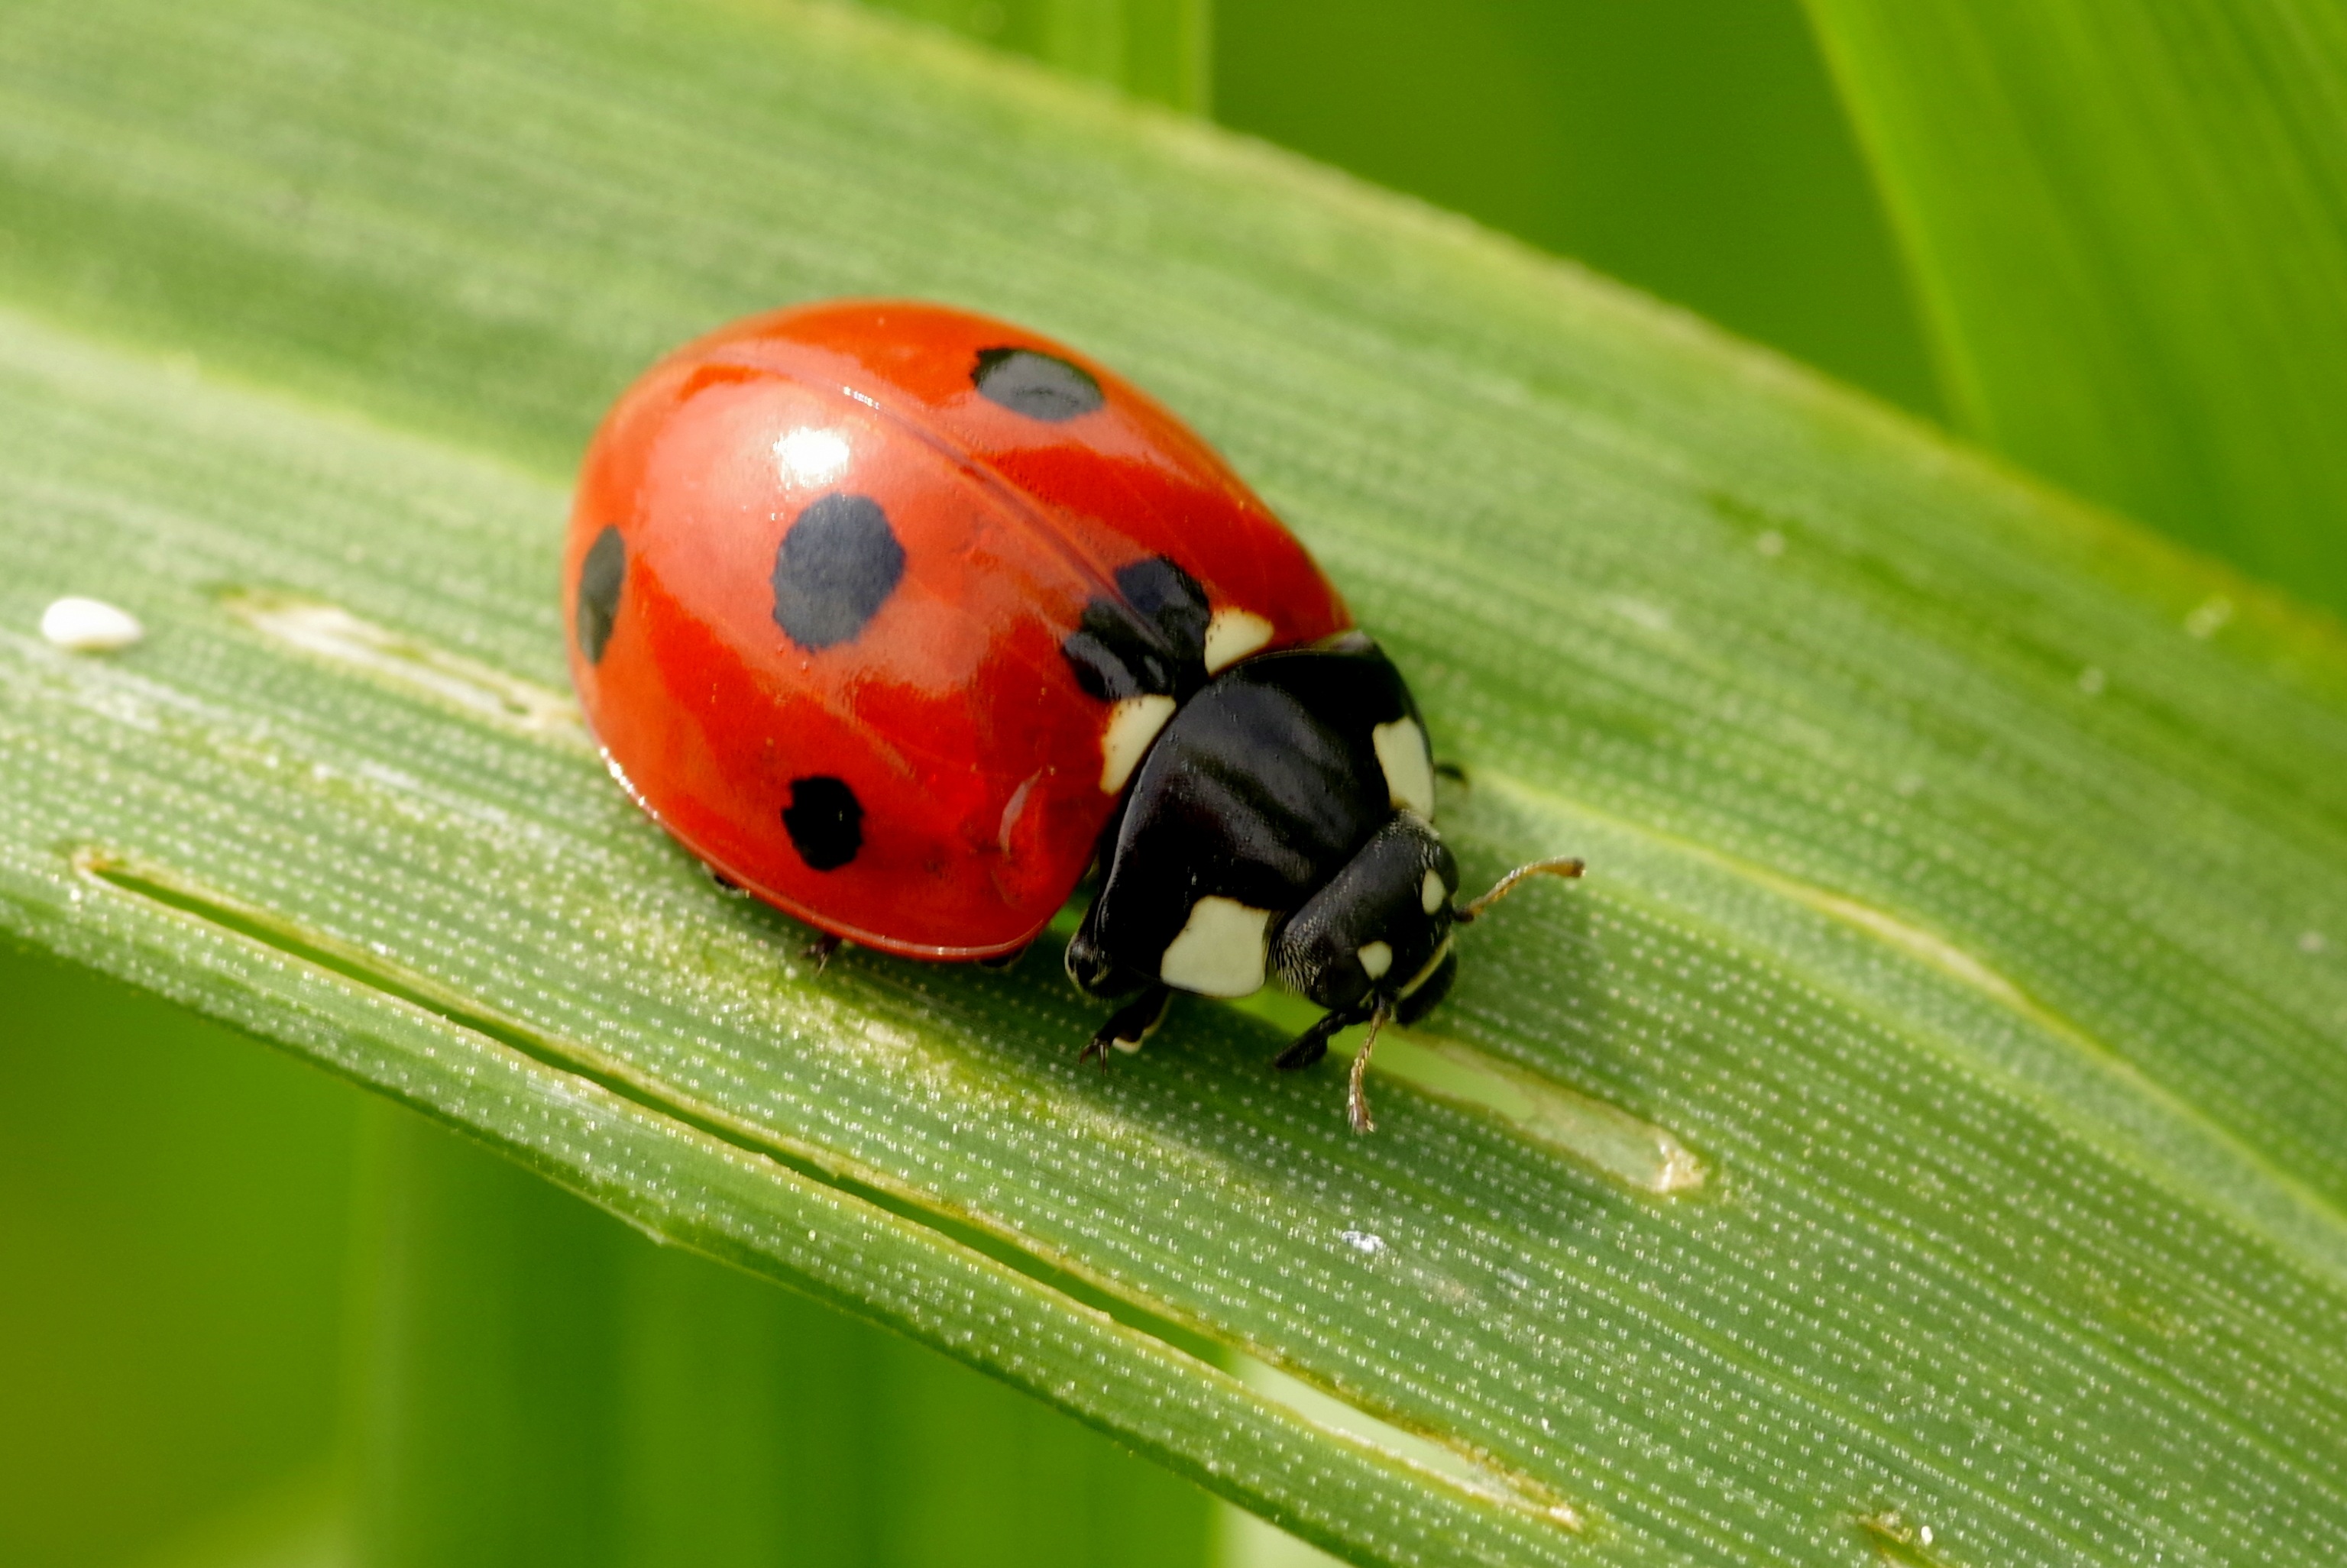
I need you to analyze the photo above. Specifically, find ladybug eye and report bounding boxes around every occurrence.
[1267,816,1457,1013]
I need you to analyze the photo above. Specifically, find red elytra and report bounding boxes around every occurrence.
[565,299,1350,959]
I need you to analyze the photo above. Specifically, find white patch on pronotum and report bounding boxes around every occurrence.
[1203,607,1274,673]
[1356,940,1394,980]
[40,596,144,652]
[1098,693,1176,792]
[1420,868,1446,914]
[1159,896,1272,996]
[1371,716,1436,817]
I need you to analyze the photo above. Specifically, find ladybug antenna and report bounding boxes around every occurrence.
[1454,856,1585,923]
[1347,997,1393,1135]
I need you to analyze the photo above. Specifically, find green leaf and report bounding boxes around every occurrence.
[3,1,2345,1564]
[346,1104,1219,1568]
[851,0,1211,111]
[1799,0,2347,613]
[0,932,1219,1568]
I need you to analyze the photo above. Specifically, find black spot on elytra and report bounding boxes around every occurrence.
[772,493,905,651]
[782,776,863,871]
[575,525,626,664]
[973,347,1104,422]
[1061,556,1212,703]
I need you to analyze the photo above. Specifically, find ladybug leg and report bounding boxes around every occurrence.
[978,944,1030,972]
[1080,984,1170,1069]
[1274,998,1374,1072]
[1345,999,1394,1135]
[804,932,843,972]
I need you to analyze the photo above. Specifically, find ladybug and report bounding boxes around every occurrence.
[566,301,1578,1130]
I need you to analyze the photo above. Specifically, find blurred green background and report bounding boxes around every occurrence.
[5,0,2214,1563]
[1213,0,1937,415]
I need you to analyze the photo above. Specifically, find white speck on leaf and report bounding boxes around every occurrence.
[1339,1229,1386,1256]
[40,596,144,652]
[1605,595,1672,633]
[2184,594,2233,639]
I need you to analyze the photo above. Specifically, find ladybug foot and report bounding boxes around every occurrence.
[804,932,843,972]
[1080,984,1170,1069]
[1274,1000,1390,1131]
[1274,999,1375,1072]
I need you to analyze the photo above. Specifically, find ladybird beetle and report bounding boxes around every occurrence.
[565,301,1579,1130]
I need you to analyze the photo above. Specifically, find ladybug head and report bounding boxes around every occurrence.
[1271,813,1462,1020]
[1267,819,1586,1130]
